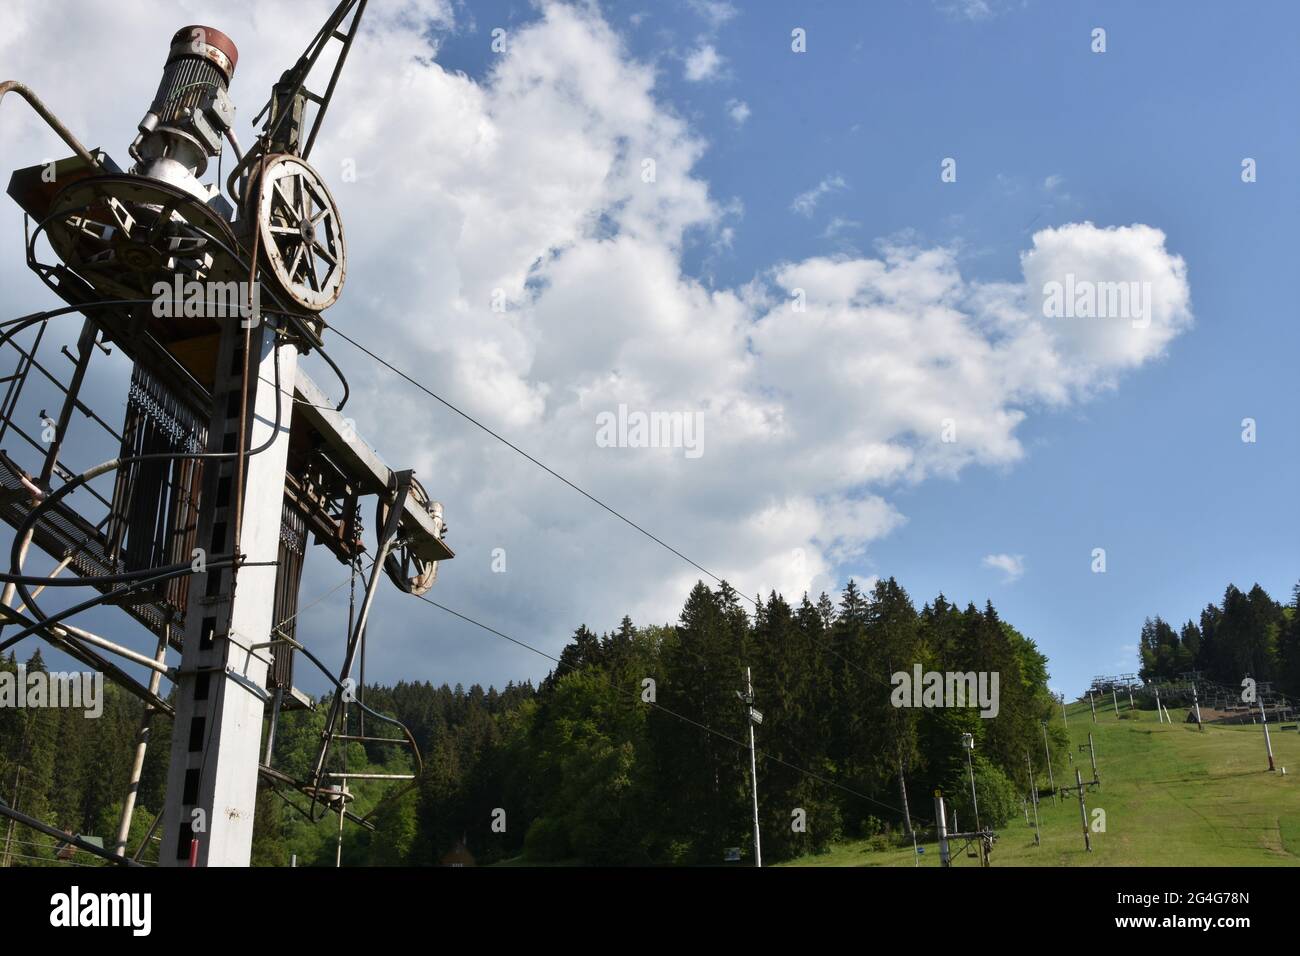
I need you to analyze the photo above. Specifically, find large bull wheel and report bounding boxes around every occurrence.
[44,175,243,306]
[252,155,345,312]
[375,477,440,596]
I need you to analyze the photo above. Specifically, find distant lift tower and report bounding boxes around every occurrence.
[0,0,452,867]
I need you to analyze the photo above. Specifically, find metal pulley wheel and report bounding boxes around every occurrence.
[44,174,243,305]
[250,154,346,312]
[375,477,440,596]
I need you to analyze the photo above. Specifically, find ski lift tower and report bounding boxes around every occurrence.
[0,0,452,866]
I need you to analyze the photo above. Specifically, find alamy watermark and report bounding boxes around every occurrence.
[890,665,1000,718]
[1041,273,1151,329]
[595,404,704,459]
[0,665,103,718]
[151,276,261,327]
[50,886,150,936]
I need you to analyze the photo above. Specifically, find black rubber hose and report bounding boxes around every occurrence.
[0,557,274,654]
[8,335,285,627]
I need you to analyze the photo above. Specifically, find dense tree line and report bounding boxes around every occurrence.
[2,577,1066,866]
[377,577,1059,865]
[0,649,169,865]
[1137,581,1300,694]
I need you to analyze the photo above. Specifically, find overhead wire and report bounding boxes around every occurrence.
[314,320,952,823]
[323,322,893,690]
[7,173,931,840]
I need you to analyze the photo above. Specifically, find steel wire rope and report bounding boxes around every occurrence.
[320,322,894,691]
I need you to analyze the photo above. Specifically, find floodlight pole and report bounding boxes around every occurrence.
[962,733,980,832]
[1041,721,1057,804]
[1075,768,1092,852]
[1259,694,1275,772]
[1025,751,1040,845]
[934,791,950,867]
[742,666,761,867]
[159,317,299,867]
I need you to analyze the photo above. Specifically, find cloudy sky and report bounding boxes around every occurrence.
[1,0,1296,699]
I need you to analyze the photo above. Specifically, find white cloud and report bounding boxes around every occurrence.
[946,0,993,19]
[684,43,723,81]
[1015,222,1193,397]
[688,0,738,29]
[791,174,847,217]
[821,216,861,239]
[0,1,1192,690]
[726,98,751,126]
[982,554,1026,582]
[937,0,1021,21]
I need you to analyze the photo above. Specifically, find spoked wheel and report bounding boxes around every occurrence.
[375,477,440,596]
[43,175,243,306]
[252,155,346,312]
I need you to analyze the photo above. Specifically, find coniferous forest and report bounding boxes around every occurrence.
[1137,583,1300,690]
[2,575,1297,866]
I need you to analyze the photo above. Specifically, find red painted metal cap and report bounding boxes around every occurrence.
[169,25,239,81]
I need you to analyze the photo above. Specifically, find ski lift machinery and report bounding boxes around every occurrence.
[0,0,454,866]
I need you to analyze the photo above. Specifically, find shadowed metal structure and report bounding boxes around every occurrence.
[0,0,452,867]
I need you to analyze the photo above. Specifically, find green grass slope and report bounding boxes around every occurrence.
[781,701,1300,867]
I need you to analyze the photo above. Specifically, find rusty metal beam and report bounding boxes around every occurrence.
[295,370,453,562]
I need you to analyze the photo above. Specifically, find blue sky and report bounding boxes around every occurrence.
[428,0,1300,690]
[1,0,1297,700]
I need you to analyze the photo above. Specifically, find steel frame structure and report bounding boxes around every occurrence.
[0,1,451,867]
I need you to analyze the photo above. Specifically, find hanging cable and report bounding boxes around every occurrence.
[322,322,896,690]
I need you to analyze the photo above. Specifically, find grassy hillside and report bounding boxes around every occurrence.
[782,700,1300,867]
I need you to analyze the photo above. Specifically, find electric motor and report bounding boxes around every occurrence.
[130,25,239,199]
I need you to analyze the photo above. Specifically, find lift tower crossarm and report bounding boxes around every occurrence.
[295,370,453,563]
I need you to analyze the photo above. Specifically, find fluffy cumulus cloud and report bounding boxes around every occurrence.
[0,1,1191,688]
[982,553,1026,583]
[683,43,723,82]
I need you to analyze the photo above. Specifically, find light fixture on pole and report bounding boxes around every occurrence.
[961,732,980,833]
[737,669,762,867]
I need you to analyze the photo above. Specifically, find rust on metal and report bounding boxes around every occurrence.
[170,25,240,82]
